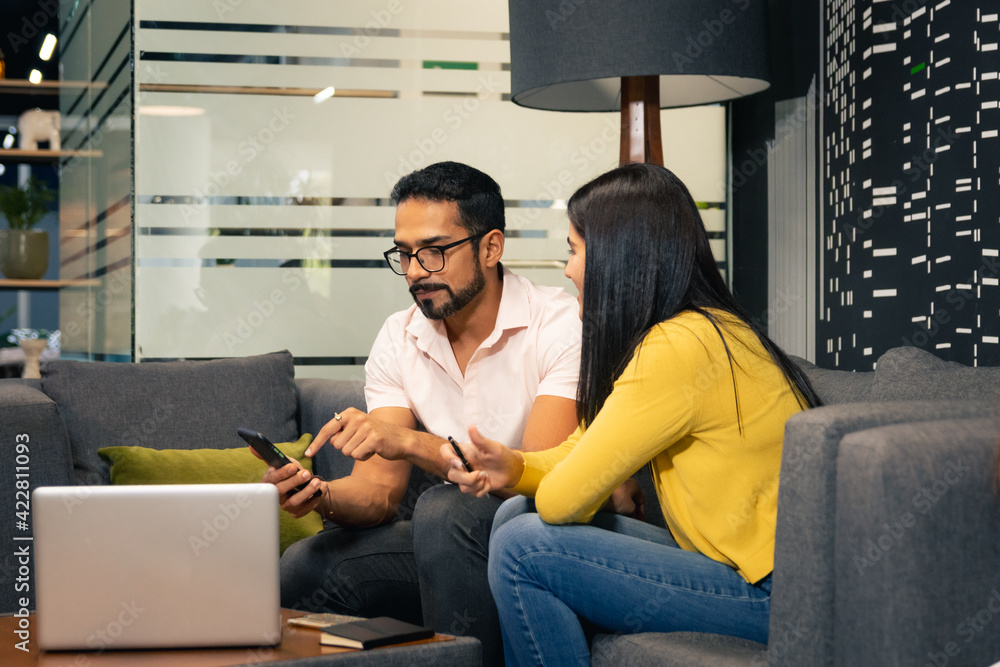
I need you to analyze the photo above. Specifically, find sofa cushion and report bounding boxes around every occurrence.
[872,346,1000,401]
[591,631,764,667]
[790,355,873,405]
[98,434,323,553]
[41,351,299,485]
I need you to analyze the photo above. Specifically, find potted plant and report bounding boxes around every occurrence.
[0,176,55,279]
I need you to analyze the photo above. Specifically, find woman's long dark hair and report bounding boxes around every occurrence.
[569,163,821,428]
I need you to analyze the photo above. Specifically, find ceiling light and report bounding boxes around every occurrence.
[313,86,336,104]
[28,69,42,84]
[0,165,5,176]
[39,34,57,61]
[2,134,13,149]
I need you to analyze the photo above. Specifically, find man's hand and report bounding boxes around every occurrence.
[440,425,524,498]
[259,455,326,519]
[603,477,646,521]
[306,408,410,462]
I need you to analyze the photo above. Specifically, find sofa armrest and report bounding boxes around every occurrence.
[0,380,74,615]
[834,416,1000,667]
[770,400,996,667]
[294,378,366,482]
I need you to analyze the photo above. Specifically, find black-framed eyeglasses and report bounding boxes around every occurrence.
[383,232,487,276]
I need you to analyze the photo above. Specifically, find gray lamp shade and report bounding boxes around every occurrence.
[509,0,771,111]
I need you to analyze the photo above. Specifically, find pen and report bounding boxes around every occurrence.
[447,436,474,473]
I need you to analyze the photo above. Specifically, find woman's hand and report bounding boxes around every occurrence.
[603,477,646,520]
[439,425,524,498]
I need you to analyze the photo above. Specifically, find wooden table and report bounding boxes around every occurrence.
[0,609,454,666]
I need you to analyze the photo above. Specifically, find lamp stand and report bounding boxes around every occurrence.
[619,75,663,166]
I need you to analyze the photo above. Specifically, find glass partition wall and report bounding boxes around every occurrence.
[59,0,133,362]
[60,1,726,377]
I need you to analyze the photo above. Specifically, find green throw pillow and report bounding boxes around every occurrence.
[98,434,324,554]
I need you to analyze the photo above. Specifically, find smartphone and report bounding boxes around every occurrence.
[237,427,320,498]
[447,436,474,473]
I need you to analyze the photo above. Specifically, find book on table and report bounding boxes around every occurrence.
[287,612,364,630]
[318,616,434,649]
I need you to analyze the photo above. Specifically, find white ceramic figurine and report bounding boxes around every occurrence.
[18,108,61,151]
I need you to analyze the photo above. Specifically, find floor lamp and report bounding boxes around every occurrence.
[508,0,772,166]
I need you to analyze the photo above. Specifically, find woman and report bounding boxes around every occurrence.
[441,163,821,666]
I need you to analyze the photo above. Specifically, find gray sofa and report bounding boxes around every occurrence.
[591,346,1000,667]
[0,350,478,665]
[1,346,998,666]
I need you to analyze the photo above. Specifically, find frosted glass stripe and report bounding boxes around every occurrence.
[139,30,510,63]
[134,94,613,199]
[135,227,547,240]
[135,235,570,260]
[512,268,574,295]
[135,266,413,358]
[136,0,511,33]
[701,208,726,233]
[294,366,367,381]
[135,203,573,231]
[135,265,574,359]
[136,197,572,210]
[136,236,420,260]
[136,61,510,95]
[661,106,727,203]
[710,239,726,262]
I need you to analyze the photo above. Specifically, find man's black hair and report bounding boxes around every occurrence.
[390,161,505,237]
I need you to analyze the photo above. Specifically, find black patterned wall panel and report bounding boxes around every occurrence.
[821,0,1000,369]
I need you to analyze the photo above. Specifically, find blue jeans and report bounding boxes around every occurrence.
[488,497,773,667]
[412,484,506,667]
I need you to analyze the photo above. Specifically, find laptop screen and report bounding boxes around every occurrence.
[32,484,282,651]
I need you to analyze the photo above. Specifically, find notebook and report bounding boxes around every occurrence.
[319,617,435,649]
[32,483,282,651]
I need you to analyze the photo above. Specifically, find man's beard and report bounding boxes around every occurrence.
[410,260,486,320]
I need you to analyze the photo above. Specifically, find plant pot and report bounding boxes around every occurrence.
[0,229,49,279]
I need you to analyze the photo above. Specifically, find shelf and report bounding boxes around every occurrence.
[0,79,107,95]
[0,148,103,163]
[0,279,100,290]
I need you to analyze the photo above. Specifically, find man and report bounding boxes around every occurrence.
[266,161,581,664]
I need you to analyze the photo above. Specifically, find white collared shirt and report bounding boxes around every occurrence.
[365,266,581,449]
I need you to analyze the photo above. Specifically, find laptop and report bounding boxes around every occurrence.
[32,484,282,651]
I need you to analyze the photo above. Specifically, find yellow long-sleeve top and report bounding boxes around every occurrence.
[511,309,805,584]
